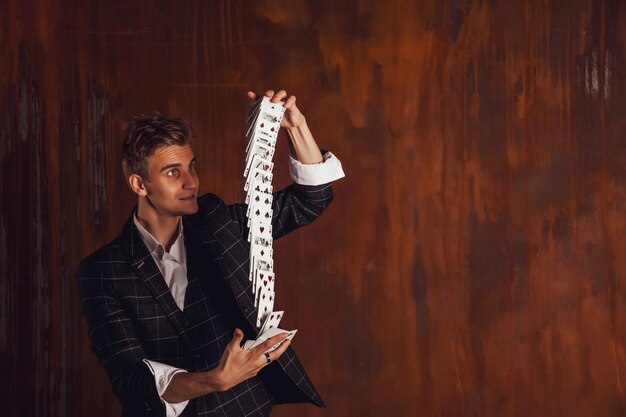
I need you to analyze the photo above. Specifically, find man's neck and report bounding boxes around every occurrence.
[136,199,181,252]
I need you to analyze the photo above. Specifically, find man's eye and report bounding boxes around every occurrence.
[167,169,179,177]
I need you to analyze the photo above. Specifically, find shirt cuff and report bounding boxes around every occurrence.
[288,151,346,186]
[143,359,189,417]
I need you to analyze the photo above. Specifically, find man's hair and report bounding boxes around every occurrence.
[121,112,193,180]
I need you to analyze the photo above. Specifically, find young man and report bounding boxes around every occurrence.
[77,90,344,417]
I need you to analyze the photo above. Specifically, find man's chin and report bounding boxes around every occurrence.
[182,204,199,215]
[177,200,199,215]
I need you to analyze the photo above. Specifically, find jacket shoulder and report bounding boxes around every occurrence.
[77,236,126,275]
[189,192,230,223]
[196,192,225,211]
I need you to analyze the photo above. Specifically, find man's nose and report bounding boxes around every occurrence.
[181,171,199,189]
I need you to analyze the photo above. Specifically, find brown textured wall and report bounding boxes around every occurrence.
[2,0,626,416]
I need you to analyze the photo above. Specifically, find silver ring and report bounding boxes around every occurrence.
[264,352,271,364]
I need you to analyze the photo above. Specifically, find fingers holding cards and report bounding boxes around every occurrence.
[246,327,298,354]
[271,90,287,103]
[247,89,283,102]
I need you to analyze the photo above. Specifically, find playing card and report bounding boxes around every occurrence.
[246,96,285,131]
[250,238,273,267]
[248,235,273,283]
[247,97,285,125]
[245,182,273,205]
[244,167,273,193]
[247,201,273,228]
[254,120,280,142]
[256,287,275,327]
[248,213,272,242]
[245,140,275,169]
[258,96,288,119]
[245,132,275,158]
[244,153,274,178]
[245,97,266,137]
[244,327,298,352]
[246,188,273,218]
[259,310,284,335]
[263,329,297,354]
[247,193,273,242]
[254,268,275,306]
[247,124,278,149]
[249,242,274,285]
[245,102,262,135]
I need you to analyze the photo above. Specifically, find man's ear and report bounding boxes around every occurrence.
[128,174,148,197]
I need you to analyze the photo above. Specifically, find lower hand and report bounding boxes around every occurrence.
[211,328,291,391]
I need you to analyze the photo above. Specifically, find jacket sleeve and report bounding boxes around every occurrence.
[227,182,334,240]
[77,258,165,417]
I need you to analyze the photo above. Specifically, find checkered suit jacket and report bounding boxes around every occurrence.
[77,183,333,416]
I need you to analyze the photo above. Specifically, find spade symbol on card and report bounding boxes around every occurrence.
[255,209,260,216]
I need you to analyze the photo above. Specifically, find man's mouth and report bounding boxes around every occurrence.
[179,195,196,200]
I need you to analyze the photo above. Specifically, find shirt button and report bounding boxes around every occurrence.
[194,353,201,360]
[242,306,248,313]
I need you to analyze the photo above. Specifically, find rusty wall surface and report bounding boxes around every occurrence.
[2,0,626,416]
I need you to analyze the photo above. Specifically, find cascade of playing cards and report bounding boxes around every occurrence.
[242,96,297,353]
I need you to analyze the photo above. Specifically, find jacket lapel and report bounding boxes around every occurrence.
[185,201,260,335]
[119,211,190,339]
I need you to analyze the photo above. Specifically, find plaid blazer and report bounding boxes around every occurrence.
[78,183,332,416]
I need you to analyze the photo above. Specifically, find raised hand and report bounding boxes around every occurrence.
[247,89,305,129]
[246,89,323,164]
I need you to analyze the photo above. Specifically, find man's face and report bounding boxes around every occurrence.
[142,144,199,216]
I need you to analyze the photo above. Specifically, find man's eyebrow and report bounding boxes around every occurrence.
[160,163,182,172]
[159,157,195,172]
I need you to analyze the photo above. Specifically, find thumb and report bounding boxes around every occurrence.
[232,328,244,344]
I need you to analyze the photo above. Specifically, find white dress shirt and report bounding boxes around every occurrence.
[138,151,345,417]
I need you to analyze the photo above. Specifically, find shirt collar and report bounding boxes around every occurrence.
[133,214,185,262]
